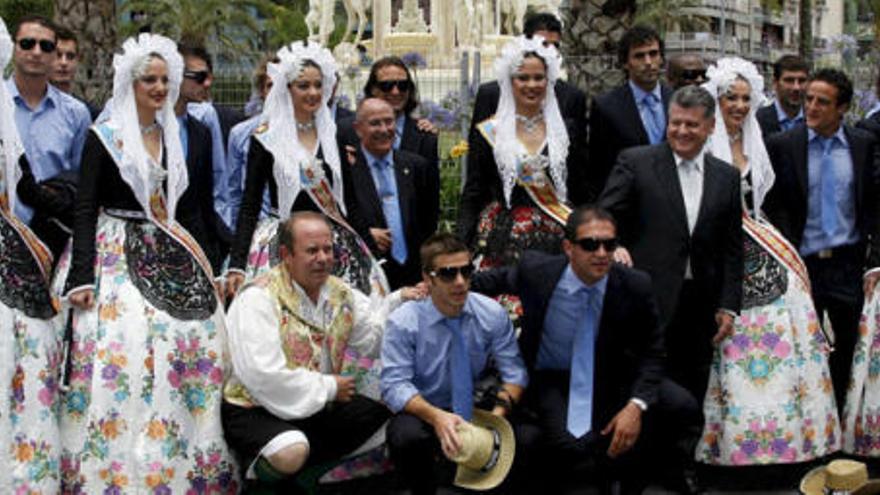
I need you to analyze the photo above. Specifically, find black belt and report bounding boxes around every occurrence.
[805,243,863,261]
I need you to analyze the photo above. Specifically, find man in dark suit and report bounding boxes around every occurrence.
[589,25,673,200]
[600,85,743,402]
[337,56,438,175]
[764,68,880,409]
[469,13,587,145]
[472,205,700,494]
[342,98,439,289]
[755,55,809,138]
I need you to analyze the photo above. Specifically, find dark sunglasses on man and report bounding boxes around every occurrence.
[429,264,475,283]
[680,69,707,82]
[375,79,412,93]
[574,236,619,252]
[184,70,210,84]
[18,38,56,53]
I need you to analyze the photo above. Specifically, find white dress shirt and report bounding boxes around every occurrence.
[673,148,706,279]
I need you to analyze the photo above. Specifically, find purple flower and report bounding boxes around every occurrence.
[196,358,214,374]
[771,438,789,455]
[401,51,427,69]
[761,333,780,349]
[102,364,119,380]
[190,476,207,492]
[740,439,759,456]
[172,360,186,375]
[732,334,750,350]
[154,486,171,495]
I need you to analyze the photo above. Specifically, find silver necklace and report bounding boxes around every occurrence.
[140,121,161,134]
[728,129,743,144]
[296,120,316,132]
[516,111,544,134]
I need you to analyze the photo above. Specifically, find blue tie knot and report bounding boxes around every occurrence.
[822,137,836,155]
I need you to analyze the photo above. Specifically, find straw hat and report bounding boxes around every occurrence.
[800,459,880,494]
[445,409,516,491]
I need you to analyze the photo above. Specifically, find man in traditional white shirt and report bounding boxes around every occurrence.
[222,211,422,489]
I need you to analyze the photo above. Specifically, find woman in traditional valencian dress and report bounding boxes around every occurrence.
[0,17,63,493]
[457,35,578,271]
[697,57,839,465]
[56,34,238,492]
[225,42,387,300]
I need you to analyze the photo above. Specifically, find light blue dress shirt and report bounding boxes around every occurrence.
[226,114,271,227]
[774,100,804,131]
[381,293,529,413]
[393,114,405,150]
[628,80,665,142]
[537,266,608,370]
[188,102,231,229]
[801,127,859,256]
[8,79,91,223]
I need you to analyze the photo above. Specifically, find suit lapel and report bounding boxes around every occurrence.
[620,86,649,144]
[392,151,413,233]
[355,151,385,224]
[653,144,690,235]
[792,126,809,199]
[695,156,723,231]
[846,126,867,215]
[399,116,418,153]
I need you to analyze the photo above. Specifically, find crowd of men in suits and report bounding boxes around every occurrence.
[11,10,880,494]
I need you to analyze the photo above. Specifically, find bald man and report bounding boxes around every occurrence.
[341,98,440,289]
[666,54,707,90]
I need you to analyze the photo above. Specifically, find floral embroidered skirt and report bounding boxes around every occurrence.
[842,285,880,456]
[245,216,387,296]
[52,214,239,493]
[0,216,63,493]
[697,224,840,465]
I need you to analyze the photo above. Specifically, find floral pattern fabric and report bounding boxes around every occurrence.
[843,285,880,456]
[698,221,840,465]
[53,214,239,493]
[0,277,62,493]
[0,212,56,319]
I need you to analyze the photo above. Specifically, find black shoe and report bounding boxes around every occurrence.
[662,470,701,495]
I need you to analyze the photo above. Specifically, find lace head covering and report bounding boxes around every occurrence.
[0,17,26,214]
[257,41,342,217]
[98,33,187,221]
[702,56,774,215]
[493,35,569,207]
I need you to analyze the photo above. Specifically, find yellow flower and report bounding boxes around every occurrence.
[112,474,128,487]
[15,442,34,462]
[145,473,162,488]
[449,141,468,159]
[102,419,121,439]
[146,420,166,440]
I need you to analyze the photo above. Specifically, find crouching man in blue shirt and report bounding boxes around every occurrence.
[381,233,535,495]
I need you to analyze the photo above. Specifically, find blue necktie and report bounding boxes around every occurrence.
[448,317,473,420]
[820,137,838,238]
[643,93,664,145]
[374,158,408,264]
[567,286,599,438]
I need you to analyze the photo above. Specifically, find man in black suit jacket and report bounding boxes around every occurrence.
[342,98,439,289]
[589,25,673,200]
[764,69,880,409]
[472,205,700,493]
[176,116,228,275]
[755,54,809,138]
[469,13,587,147]
[600,86,743,401]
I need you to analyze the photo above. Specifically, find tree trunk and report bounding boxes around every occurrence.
[561,0,635,101]
[53,0,117,107]
[799,0,812,67]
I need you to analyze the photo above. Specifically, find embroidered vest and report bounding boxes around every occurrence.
[224,265,356,407]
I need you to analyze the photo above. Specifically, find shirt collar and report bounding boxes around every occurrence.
[361,146,393,168]
[7,77,57,109]
[395,114,405,134]
[672,147,706,172]
[774,100,803,124]
[808,126,849,149]
[628,80,661,105]
[424,294,476,326]
[559,264,608,297]
[289,277,329,312]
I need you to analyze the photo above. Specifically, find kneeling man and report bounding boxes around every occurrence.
[222,212,417,487]
[381,233,531,495]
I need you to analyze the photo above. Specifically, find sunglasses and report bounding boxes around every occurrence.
[574,237,619,252]
[375,79,412,93]
[429,264,475,282]
[184,70,210,84]
[18,38,56,53]
[680,69,707,81]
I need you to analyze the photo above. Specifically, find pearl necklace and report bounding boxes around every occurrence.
[516,111,544,134]
[728,129,743,144]
[140,121,161,134]
[296,120,316,132]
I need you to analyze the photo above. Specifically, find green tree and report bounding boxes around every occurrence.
[53,0,115,105]
[0,0,53,27]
